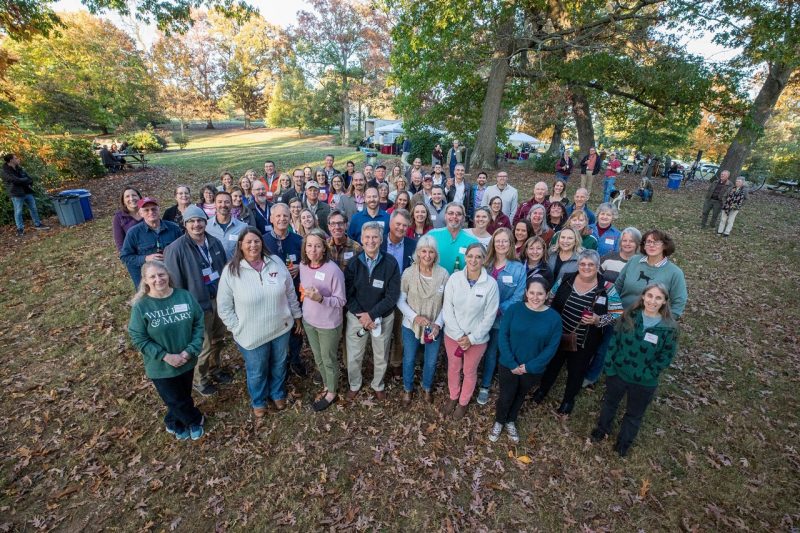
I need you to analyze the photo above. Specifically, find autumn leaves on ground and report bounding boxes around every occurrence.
[1,129,798,531]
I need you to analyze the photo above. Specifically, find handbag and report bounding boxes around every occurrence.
[560,330,578,352]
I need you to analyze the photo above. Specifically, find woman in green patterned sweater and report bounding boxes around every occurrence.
[590,282,678,457]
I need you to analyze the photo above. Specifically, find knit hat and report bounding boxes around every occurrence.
[182,205,207,222]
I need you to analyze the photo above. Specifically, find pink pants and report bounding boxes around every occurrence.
[444,335,488,406]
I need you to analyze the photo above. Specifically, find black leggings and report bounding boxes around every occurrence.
[495,366,540,424]
[537,344,594,405]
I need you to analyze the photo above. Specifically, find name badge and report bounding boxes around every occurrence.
[596,296,606,305]
[430,215,437,221]
[288,254,297,262]
[644,332,659,344]
[344,252,354,260]
[502,275,513,284]
[266,191,274,199]
[377,221,385,227]
[458,247,467,254]
[201,267,220,284]
[372,279,384,289]
[314,271,326,281]
[229,233,239,241]
[357,205,364,211]
[173,303,189,313]
[604,238,615,245]
[438,285,445,293]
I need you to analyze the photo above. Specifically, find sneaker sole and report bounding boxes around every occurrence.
[488,434,500,442]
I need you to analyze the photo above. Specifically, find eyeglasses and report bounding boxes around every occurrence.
[644,240,663,246]
[328,221,346,227]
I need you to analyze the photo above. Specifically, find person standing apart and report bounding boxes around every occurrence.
[400,137,412,171]
[603,152,623,203]
[579,147,602,198]
[446,140,465,179]
[555,150,574,182]
[128,261,206,441]
[441,243,499,419]
[717,177,747,237]
[488,277,561,443]
[701,170,733,230]
[2,153,50,236]
[591,283,678,457]
[299,229,346,412]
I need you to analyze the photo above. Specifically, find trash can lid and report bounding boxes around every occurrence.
[60,189,91,196]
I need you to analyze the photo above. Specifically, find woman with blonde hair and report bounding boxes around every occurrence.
[128,261,206,440]
[397,235,449,404]
[547,227,583,283]
[550,210,598,250]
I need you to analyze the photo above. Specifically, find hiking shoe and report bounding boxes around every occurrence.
[193,383,217,396]
[175,428,191,441]
[488,422,503,442]
[33,224,50,230]
[505,422,520,443]
[590,428,607,443]
[16,228,23,237]
[477,388,490,405]
[189,424,205,440]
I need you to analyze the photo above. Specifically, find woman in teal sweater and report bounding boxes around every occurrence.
[488,277,562,443]
[128,261,206,441]
[590,283,678,457]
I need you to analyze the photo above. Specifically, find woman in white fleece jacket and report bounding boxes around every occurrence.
[441,242,499,419]
[217,228,302,418]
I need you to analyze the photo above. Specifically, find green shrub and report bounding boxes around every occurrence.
[1,120,55,225]
[519,152,558,173]
[172,132,189,150]
[48,136,106,181]
[124,125,167,152]
[408,128,444,165]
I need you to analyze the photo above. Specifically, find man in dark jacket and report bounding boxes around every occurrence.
[344,222,401,401]
[164,205,232,396]
[701,170,733,230]
[2,153,50,236]
[445,163,475,223]
[120,197,182,287]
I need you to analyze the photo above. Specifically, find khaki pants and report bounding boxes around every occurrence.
[304,321,342,394]
[580,172,595,198]
[194,301,226,387]
[718,209,739,235]
[345,311,394,392]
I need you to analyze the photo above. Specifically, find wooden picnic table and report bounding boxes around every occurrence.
[115,151,148,169]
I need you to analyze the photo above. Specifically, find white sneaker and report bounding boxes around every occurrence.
[505,422,520,443]
[477,387,490,405]
[488,422,503,442]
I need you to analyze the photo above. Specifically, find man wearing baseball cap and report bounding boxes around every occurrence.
[120,197,183,287]
[303,180,331,234]
[164,205,232,396]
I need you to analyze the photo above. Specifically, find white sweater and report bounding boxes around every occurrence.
[442,268,499,345]
[217,256,302,350]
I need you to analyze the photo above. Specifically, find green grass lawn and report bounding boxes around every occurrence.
[1,128,798,530]
[148,128,367,179]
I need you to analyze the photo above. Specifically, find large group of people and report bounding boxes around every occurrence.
[120,152,691,457]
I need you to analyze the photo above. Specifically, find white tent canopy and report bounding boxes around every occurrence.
[508,131,542,146]
[374,122,405,134]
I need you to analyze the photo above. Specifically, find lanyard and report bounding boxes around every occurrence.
[195,238,211,267]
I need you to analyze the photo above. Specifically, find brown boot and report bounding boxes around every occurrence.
[273,399,287,411]
[453,403,468,420]
[253,407,267,419]
[402,391,412,406]
[423,390,433,404]
[441,398,457,416]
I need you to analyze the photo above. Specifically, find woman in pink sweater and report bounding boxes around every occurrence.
[299,229,347,411]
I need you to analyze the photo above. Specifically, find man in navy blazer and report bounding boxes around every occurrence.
[380,208,417,380]
[381,209,417,271]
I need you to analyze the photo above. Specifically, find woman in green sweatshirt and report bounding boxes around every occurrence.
[128,261,206,441]
[590,283,678,457]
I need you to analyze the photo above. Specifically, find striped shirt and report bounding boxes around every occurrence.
[560,285,599,347]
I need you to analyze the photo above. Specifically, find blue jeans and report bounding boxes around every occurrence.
[236,331,290,408]
[555,172,570,182]
[603,178,616,203]
[585,324,614,384]
[479,327,501,389]
[11,194,42,230]
[401,325,442,392]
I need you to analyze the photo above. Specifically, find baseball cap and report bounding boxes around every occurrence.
[137,197,159,208]
[305,180,320,190]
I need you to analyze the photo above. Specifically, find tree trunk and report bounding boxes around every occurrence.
[243,110,250,129]
[719,61,794,179]
[470,17,514,171]
[206,117,215,129]
[548,123,564,155]
[357,100,363,135]
[569,85,594,157]
[341,73,350,146]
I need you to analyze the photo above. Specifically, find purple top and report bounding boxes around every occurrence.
[112,210,142,252]
[299,261,346,329]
